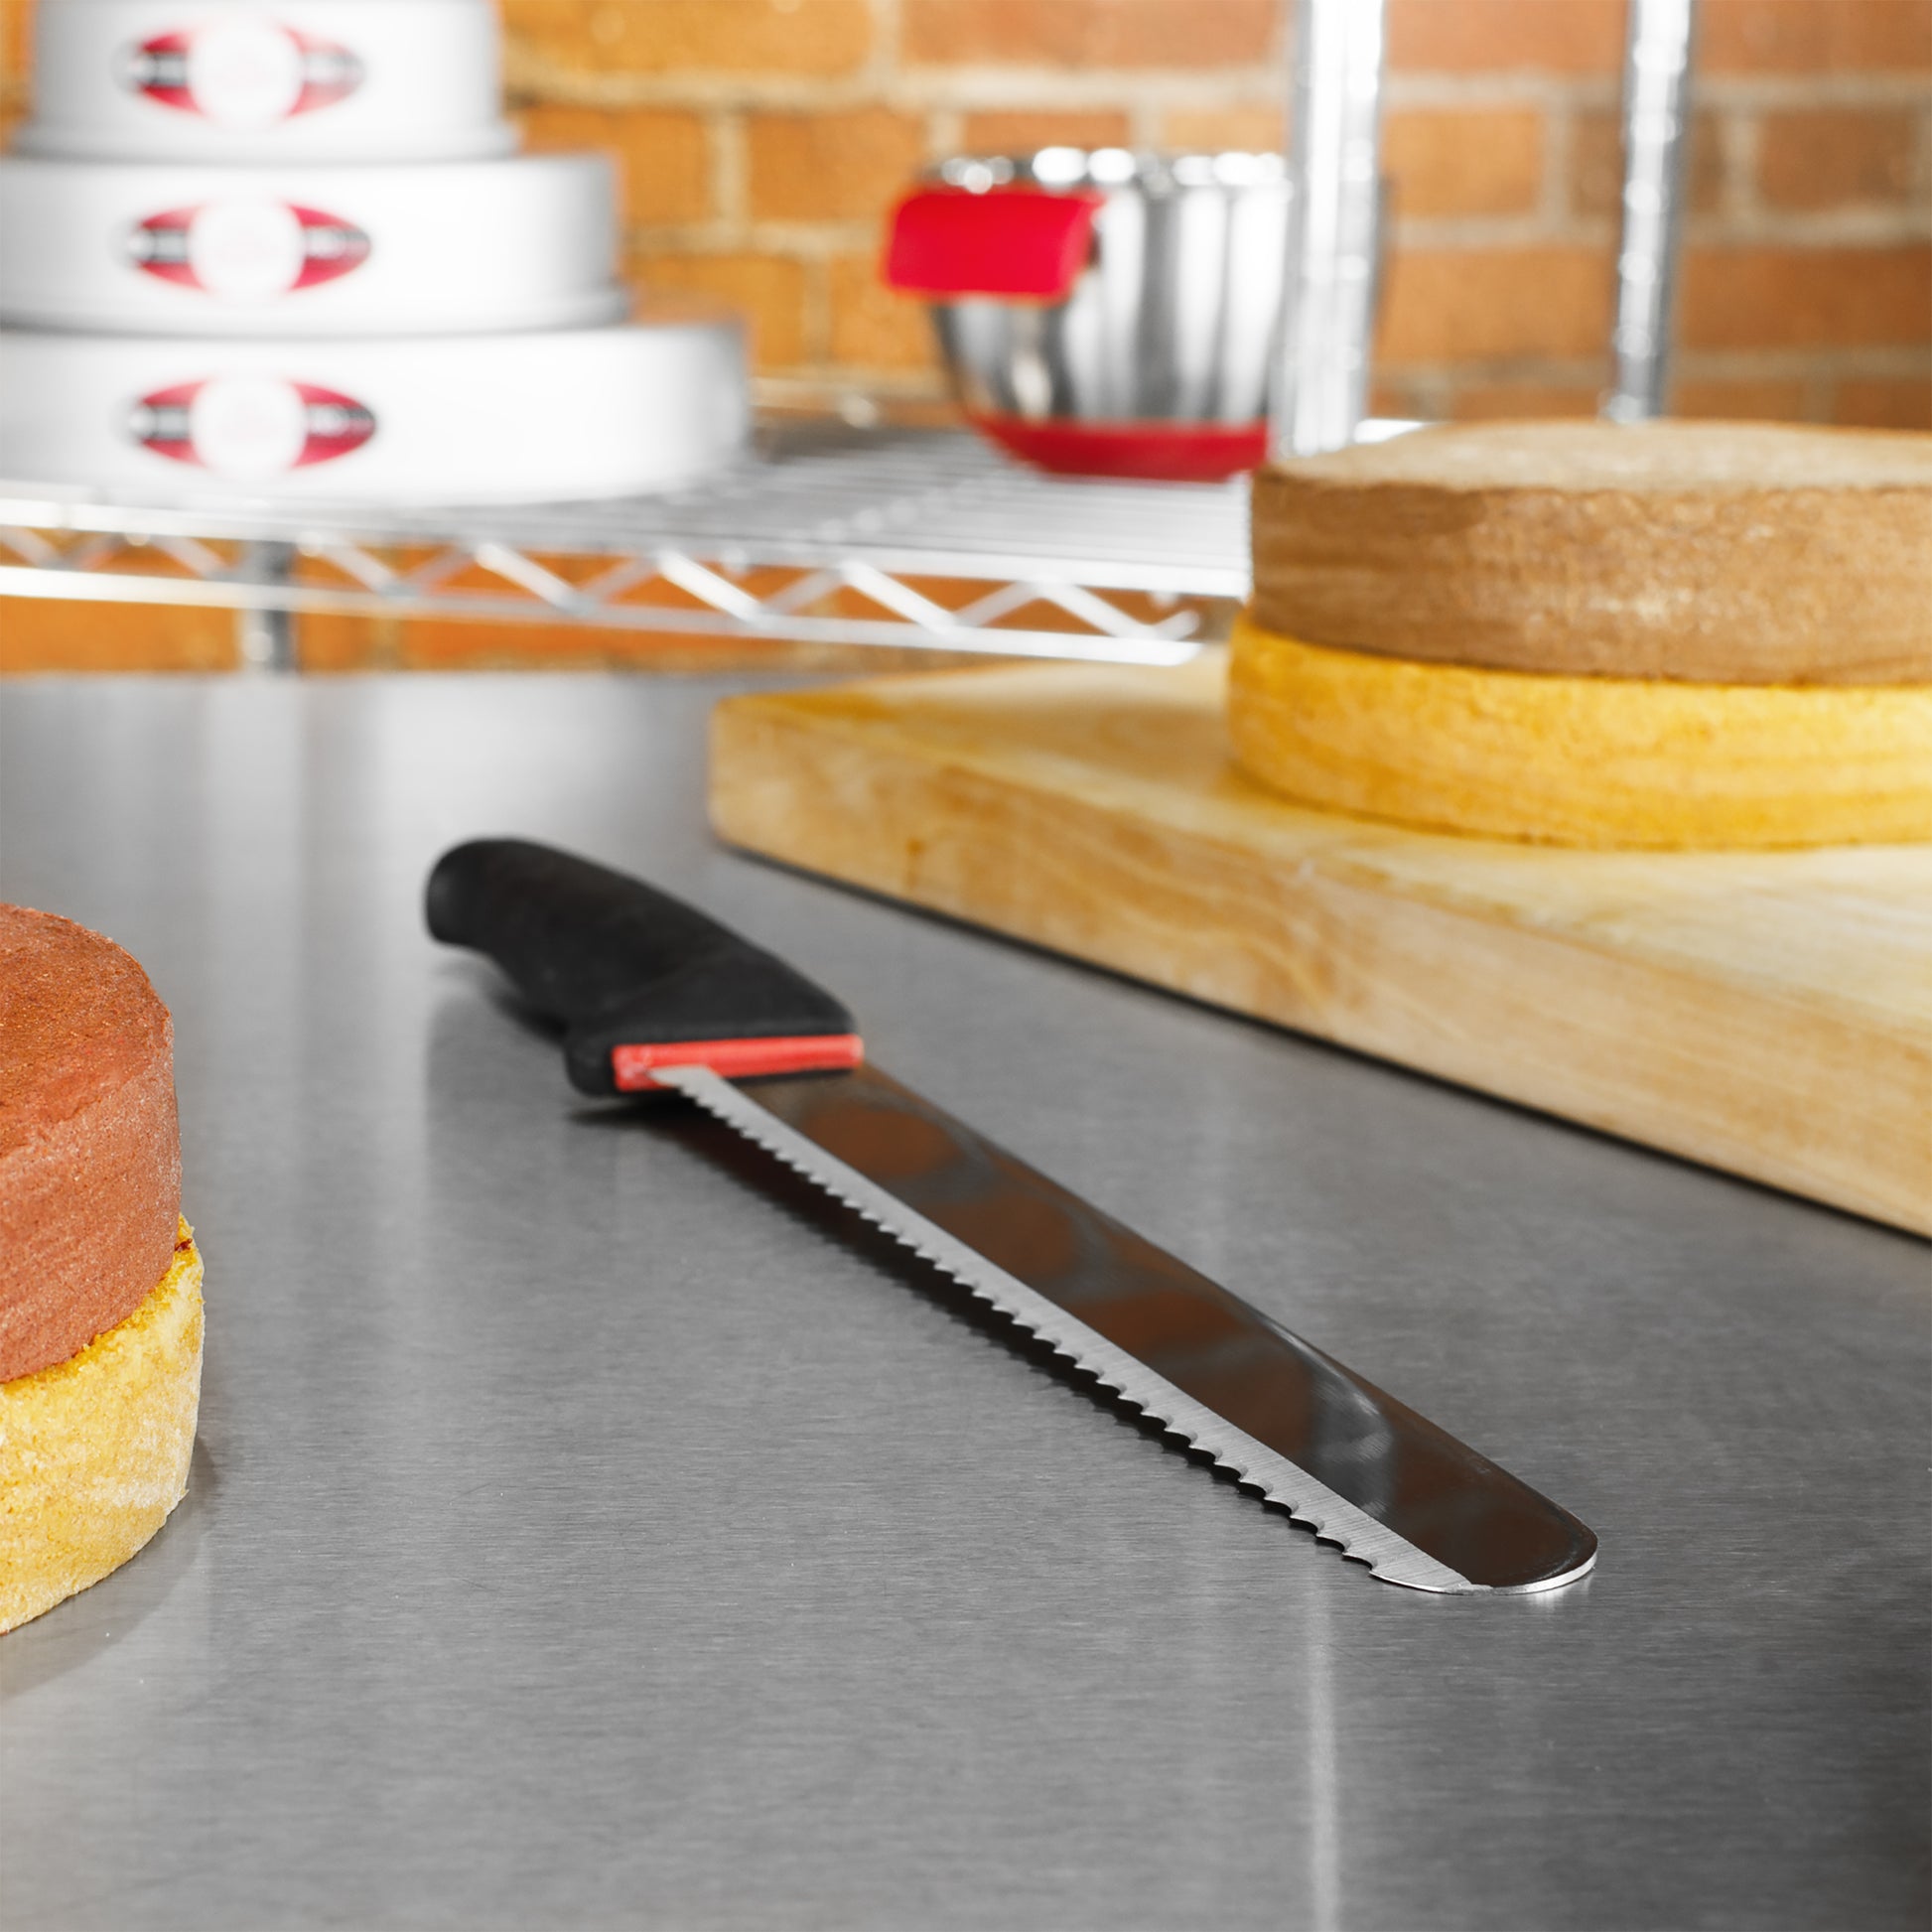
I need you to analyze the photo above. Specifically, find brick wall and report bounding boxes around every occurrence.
[492,0,1932,429]
[0,0,1926,671]
[1,0,1925,421]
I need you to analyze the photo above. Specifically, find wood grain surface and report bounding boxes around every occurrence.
[710,652,1932,1238]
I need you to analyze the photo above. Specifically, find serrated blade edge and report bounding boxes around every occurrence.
[661,1063,1489,1594]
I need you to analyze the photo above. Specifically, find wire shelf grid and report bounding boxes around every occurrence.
[0,425,1253,667]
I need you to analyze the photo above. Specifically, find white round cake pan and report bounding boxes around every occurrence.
[17,0,512,163]
[0,156,626,337]
[0,323,751,503]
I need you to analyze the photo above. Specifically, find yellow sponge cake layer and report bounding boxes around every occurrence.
[1,1219,203,1633]
[1229,614,1932,850]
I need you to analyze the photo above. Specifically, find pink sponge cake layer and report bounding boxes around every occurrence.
[0,906,182,1381]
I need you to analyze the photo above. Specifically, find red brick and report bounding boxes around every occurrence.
[1832,371,1932,427]
[295,613,395,673]
[748,109,926,222]
[1368,376,1432,420]
[501,0,874,77]
[1385,0,1623,73]
[1569,106,1725,219]
[637,252,809,368]
[960,108,1134,154]
[829,253,940,369]
[1700,0,1932,73]
[1160,104,1283,153]
[1671,376,1811,419]
[0,601,235,674]
[1756,106,1920,210]
[1384,106,1544,218]
[383,590,982,674]
[1379,246,1617,362]
[518,104,711,225]
[1448,378,1604,420]
[0,0,32,97]
[1680,244,1932,349]
[904,0,1278,68]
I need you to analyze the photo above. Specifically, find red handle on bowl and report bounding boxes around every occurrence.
[883,186,1102,300]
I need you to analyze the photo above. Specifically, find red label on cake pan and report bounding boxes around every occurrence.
[125,22,363,127]
[131,377,376,479]
[129,203,371,297]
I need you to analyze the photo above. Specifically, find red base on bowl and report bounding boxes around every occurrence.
[968,412,1268,482]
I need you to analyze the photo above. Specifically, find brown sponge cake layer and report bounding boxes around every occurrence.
[0,906,181,1381]
[1250,421,1932,687]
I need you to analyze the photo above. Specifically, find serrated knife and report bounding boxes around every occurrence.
[426,838,1596,1595]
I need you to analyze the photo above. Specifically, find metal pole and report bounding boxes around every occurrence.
[1605,0,1698,422]
[235,539,298,671]
[1270,0,1387,461]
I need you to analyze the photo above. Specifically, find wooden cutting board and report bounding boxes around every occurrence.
[709,652,1932,1239]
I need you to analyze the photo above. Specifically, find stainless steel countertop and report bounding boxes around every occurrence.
[2,674,1926,1932]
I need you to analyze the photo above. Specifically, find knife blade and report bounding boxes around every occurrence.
[426,838,1596,1595]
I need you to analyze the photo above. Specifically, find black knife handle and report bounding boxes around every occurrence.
[425,838,861,1096]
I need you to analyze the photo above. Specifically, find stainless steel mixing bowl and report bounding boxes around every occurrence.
[916,148,1291,468]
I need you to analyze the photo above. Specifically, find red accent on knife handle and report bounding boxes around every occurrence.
[612,1033,866,1090]
[424,839,858,1099]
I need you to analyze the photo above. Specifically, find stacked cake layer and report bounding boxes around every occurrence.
[0,905,202,1633]
[0,0,748,501]
[1232,420,1932,849]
